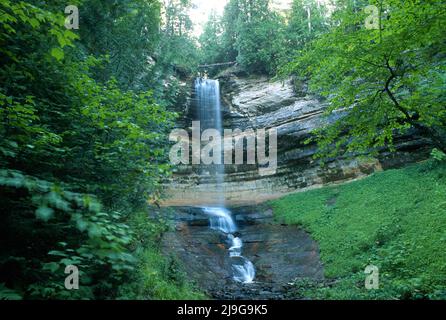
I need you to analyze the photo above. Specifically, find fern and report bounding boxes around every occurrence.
[0,284,22,301]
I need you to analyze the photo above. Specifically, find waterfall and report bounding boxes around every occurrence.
[195,78,256,284]
[203,207,255,284]
[194,78,224,192]
[206,207,236,234]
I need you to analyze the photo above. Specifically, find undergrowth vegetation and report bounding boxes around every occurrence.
[117,210,206,300]
[0,0,200,299]
[271,160,446,300]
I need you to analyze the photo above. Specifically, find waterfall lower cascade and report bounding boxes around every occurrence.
[204,207,256,284]
[194,78,256,284]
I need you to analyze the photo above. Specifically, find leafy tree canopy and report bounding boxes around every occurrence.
[281,0,446,159]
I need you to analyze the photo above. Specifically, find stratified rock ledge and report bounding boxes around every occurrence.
[163,75,430,206]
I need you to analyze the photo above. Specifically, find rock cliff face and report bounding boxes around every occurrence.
[163,73,430,207]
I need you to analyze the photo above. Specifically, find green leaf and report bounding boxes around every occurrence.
[29,18,40,28]
[48,250,67,257]
[42,262,60,273]
[50,47,64,61]
[35,206,54,222]
[0,284,22,300]
[76,218,88,232]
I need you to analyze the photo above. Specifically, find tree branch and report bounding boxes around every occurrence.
[382,57,446,152]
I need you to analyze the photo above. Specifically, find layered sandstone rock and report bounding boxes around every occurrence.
[162,73,430,206]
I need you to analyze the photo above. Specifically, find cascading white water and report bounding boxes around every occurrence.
[205,207,236,234]
[195,78,255,284]
[233,259,256,284]
[203,207,255,284]
[228,235,242,257]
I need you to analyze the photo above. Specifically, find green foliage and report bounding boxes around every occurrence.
[159,0,200,76]
[271,161,446,299]
[0,0,199,300]
[199,12,226,65]
[118,247,206,300]
[79,0,161,87]
[282,0,446,159]
[65,57,176,209]
[279,0,329,66]
[0,283,22,300]
[200,0,330,75]
[117,211,206,300]
[235,7,286,75]
[431,148,446,162]
[200,0,287,75]
[78,0,199,103]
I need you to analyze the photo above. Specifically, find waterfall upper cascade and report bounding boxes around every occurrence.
[194,78,224,189]
[195,78,256,284]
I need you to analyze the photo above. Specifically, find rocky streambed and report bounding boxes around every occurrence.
[162,206,324,299]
